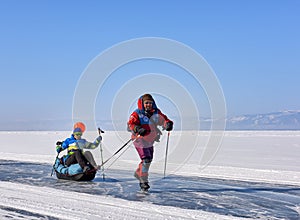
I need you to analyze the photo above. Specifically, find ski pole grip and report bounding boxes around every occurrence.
[98,127,105,135]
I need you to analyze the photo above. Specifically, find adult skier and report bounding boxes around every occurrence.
[127,94,173,191]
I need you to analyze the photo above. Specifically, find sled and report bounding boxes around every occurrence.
[53,158,96,181]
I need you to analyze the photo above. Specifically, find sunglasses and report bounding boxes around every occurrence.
[144,101,153,105]
[74,132,82,136]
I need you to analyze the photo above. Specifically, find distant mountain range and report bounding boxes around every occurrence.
[225,110,300,130]
[1,110,300,131]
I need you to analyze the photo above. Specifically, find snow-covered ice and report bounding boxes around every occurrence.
[0,131,300,219]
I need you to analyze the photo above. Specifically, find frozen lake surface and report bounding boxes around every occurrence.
[0,131,300,219]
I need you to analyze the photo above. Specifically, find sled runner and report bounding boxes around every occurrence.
[55,169,96,181]
[53,158,96,181]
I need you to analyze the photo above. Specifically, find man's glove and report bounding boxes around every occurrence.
[134,126,147,136]
[56,146,62,153]
[165,121,173,131]
[56,141,63,146]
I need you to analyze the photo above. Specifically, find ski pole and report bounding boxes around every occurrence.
[104,142,131,170]
[97,127,105,180]
[51,152,59,176]
[163,131,170,178]
[51,141,62,176]
[100,135,139,168]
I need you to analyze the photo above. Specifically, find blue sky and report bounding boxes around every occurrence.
[0,1,299,130]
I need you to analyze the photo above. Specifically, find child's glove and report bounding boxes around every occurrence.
[95,136,102,144]
[56,146,62,153]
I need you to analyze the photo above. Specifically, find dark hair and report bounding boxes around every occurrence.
[142,94,154,102]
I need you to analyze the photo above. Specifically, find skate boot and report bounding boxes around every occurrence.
[139,182,150,192]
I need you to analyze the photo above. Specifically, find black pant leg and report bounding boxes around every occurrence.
[65,151,87,169]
